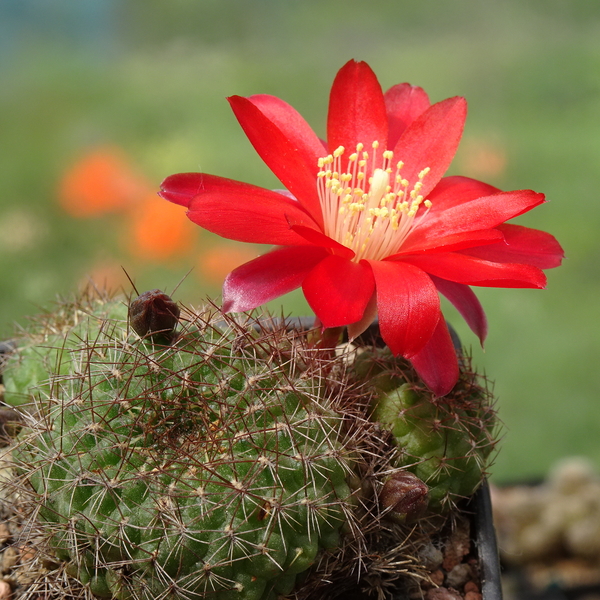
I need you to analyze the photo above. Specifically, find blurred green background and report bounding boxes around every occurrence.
[1,0,598,482]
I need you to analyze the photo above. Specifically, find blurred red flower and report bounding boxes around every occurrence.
[160,60,563,395]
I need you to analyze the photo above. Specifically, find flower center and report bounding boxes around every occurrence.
[317,141,431,261]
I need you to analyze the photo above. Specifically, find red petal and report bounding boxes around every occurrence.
[402,252,547,288]
[392,97,467,199]
[413,189,545,241]
[159,172,248,207]
[347,292,377,340]
[289,223,355,259]
[384,83,430,149]
[409,319,459,397]
[368,260,441,357]
[302,255,375,328]
[248,94,327,157]
[182,179,317,245]
[223,246,328,312]
[426,175,500,211]
[327,60,388,163]
[461,224,564,269]
[400,228,504,255]
[430,276,488,345]
[228,95,324,226]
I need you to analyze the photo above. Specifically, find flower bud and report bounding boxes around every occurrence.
[380,470,429,523]
[128,290,180,343]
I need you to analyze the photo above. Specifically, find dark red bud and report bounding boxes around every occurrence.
[128,290,180,343]
[380,470,429,523]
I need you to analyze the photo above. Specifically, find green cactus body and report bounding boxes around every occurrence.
[2,294,500,599]
[360,347,497,512]
[3,296,352,600]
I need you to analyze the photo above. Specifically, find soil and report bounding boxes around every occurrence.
[492,462,600,600]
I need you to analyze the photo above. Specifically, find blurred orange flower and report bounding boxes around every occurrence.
[458,137,507,180]
[79,259,129,294]
[58,146,150,217]
[199,245,259,285]
[126,193,197,262]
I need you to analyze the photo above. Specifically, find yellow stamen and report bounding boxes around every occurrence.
[317,141,433,261]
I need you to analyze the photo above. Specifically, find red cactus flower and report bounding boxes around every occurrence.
[160,60,563,396]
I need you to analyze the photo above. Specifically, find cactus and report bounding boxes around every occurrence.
[3,291,357,600]
[1,290,498,600]
[356,345,497,512]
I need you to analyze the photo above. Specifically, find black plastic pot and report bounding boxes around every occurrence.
[473,480,503,600]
